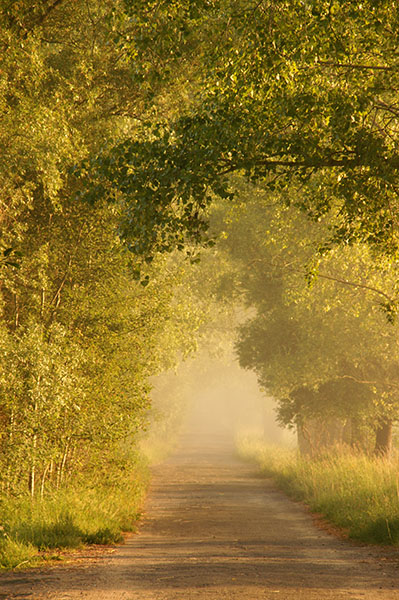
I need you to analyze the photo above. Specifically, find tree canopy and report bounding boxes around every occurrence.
[79,1,399,273]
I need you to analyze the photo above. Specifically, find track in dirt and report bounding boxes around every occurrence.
[2,433,399,599]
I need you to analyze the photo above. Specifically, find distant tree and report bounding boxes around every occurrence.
[212,186,399,455]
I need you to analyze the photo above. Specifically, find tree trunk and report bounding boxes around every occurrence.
[374,420,393,457]
[297,422,314,456]
[350,417,365,450]
[57,442,70,488]
[29,460,36,497]
[40,463,50,498]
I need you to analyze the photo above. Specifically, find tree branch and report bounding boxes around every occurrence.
[316,271,394,303]
[339,373,399,391]
[247,257,395,304]
[217,155,360,176]
[318,61,395,71]
[30,0,67,29]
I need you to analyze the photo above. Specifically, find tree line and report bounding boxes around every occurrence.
[0,0,216,497]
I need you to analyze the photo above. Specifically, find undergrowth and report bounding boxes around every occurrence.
[237,435,399,545]
[0,454,149,570]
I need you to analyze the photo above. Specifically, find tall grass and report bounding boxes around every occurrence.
[237,435,399,545]
[0,454,149,570]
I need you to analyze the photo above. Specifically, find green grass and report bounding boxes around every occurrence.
[0,456,149,570]
[0,539,38,570]
[237,435,399,545]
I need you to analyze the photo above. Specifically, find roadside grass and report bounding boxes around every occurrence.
[0,456,149,570]
[236,435,399,545]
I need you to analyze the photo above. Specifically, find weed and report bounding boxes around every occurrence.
[0,539,37,570]
[0,455,149,569]
[237,435,399,545]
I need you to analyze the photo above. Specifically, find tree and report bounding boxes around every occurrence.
[0,0,219,495]
[211,184,399,455]
[80,0,399,291]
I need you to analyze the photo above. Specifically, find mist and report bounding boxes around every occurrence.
[145,349,295,457]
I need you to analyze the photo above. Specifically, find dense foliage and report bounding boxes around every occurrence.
[84,2,399,278]
[0,1,211,504]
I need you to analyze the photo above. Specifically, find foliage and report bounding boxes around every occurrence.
[0,0,213,561]
[82,2,399,279]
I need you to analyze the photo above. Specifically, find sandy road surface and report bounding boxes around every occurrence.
[2,434,399,600]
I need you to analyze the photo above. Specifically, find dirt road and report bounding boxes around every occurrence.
[2,434,399,599]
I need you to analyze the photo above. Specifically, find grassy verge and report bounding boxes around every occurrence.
[0,455,149,570]
[237,435,399,545]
